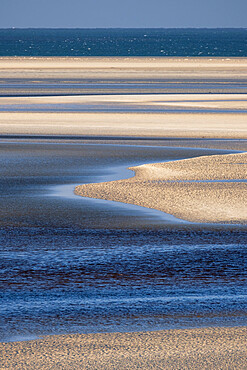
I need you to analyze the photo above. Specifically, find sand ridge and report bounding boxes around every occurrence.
[75,152,247,224]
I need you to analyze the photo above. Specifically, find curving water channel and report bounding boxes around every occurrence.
[0,138,246,342]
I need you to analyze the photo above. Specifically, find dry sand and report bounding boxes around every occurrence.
[1,327,247,369]
[75,152,247,224]
[0,112,247,138]
[0,56,247,79]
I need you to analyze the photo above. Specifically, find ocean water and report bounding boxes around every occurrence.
[0,28,247,57]
[0,139,247,342]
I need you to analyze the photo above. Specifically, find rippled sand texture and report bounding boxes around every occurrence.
[1,327,247,369]
[75,152,247,224]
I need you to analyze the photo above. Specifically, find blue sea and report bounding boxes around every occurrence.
[0,28,247,57]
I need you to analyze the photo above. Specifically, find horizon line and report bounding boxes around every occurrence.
[1,27,247,30]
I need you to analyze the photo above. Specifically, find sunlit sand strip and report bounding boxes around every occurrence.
[0,57,246,79]
[1,327,247,369]
[1,94,247,111]
[0,112,247,138]
[75,152,247,224]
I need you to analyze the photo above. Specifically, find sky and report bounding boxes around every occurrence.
[1,0,247,28]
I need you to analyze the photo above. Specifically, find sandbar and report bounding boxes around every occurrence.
[75,152,247,224]
[1,57,246,138]
[0,112,247,138]
[1,93,247,109]
[0,56,247,79]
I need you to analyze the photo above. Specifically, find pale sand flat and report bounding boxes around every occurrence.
[75,152,247,224]
[1,93,247,110]
[1,327,247,369]
[0,112,247,138]
[0,57,246,79]
[1,57,246,138]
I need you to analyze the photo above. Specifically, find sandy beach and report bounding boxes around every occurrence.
[1,57,247,367]
[1,326,247,369]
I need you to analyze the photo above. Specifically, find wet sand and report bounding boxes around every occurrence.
[1,57,247,366]
[1,327,247,369]
[75,152,247,224]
